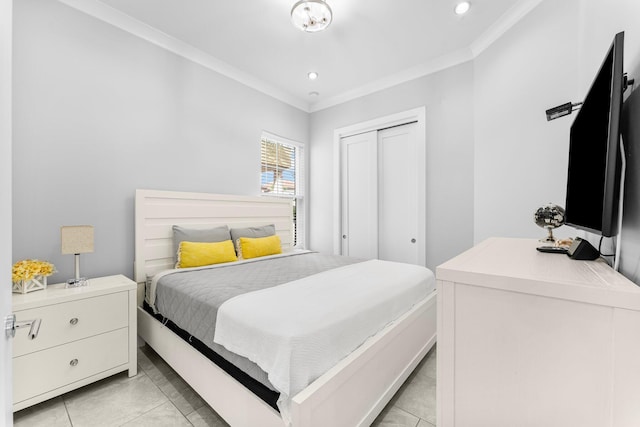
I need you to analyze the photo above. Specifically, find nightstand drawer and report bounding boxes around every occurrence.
[13,327,129,404]
[13,291,129,357]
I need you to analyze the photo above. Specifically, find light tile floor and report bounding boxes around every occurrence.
[14,344,436,427]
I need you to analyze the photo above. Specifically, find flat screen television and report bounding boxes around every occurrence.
[564,31,625,237]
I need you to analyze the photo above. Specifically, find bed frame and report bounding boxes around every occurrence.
[134,189,437,427]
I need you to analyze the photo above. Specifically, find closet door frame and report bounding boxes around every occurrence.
[333,107,427,266]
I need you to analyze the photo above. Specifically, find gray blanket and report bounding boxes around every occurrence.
[154,252,362,389]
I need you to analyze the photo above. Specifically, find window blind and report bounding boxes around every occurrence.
[260,134,305,247]
[260,138,297,197]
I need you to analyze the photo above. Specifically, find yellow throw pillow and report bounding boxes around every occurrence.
[239,235,282,259]
[177,240,237,268]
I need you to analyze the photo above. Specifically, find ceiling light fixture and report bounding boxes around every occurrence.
[454,2,471,15]
[291,0,332,33]
[307,71,319,80]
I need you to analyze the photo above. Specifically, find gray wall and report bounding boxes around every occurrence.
[620,89,640,284]
[13,0,640,286]
[577,0,640,284]
[308,62,475,271]
[12,0,308,282]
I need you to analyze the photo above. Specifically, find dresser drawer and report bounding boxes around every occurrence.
[13,327,129,404]
[13,291,128,357]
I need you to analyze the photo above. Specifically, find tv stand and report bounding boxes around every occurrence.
[436,237,640,427]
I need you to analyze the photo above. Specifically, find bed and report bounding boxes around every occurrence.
[134,189,437,427]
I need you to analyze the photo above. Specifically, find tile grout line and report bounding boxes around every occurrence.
[63,394,74,426]
[15,346,434,427]
[117,400,185,427]
[138,348,201,426]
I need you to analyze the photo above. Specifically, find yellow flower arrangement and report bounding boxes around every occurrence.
[12,259,56,283]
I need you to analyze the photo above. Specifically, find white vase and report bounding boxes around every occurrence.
[12,275,48,294]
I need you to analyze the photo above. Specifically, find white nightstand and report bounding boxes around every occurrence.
[11,275,137,411]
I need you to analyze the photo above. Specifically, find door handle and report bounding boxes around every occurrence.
[5,314,42,340]
[411,238,416,243]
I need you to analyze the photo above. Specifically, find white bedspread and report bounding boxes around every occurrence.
[213,259,435,425]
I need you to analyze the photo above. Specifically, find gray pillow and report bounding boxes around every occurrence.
[230,224,276,253]
[172,225,231,260]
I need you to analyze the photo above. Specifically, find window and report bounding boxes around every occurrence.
[260,133,305,247]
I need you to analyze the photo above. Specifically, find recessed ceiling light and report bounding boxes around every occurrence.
[454,2,471,15]
[309,91,319,97]
[308,71,319,80]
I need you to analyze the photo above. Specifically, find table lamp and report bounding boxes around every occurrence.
[61,225,94,287]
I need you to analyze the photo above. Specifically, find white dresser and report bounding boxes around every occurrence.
[436,237,640,427]
[12,275,137,411]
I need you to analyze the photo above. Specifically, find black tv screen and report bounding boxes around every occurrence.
[565,32,624,237]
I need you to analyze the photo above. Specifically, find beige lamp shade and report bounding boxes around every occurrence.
[61,226,94,254]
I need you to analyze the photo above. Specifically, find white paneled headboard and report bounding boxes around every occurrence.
[134,189,293,283]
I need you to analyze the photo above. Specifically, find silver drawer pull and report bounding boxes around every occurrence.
[70,359,79,367]
[69,318,79,326]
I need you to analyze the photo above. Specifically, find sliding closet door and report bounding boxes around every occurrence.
[378,123,419,264]
[340,131,378,259]
[340,122,420,264]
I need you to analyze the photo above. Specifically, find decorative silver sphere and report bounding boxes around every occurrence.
[534,203,566,243]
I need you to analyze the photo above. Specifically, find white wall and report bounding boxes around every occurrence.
[1,1,13,423]
[578,0,640,95]
[474,0,640,284]
[12,0,308,282]
[308,62,475,271]
[473,0,581,243]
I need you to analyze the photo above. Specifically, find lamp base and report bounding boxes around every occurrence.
[66,278,88,288]
[538,227,557,244]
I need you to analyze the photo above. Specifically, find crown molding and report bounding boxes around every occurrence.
[309,48,474,113]
[470,0,545,57]
[58,0,541,114]
[57,0,310,112]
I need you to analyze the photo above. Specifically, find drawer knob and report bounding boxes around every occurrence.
[69,318,78,326]
[70,358,79,367]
